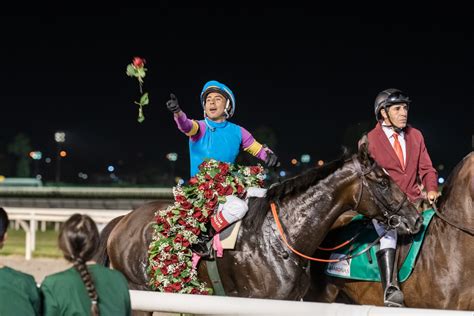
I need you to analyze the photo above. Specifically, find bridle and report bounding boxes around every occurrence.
[351,156,407,230]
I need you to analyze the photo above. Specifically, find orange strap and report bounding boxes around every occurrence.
[317,239,353,251]
[270,202,347,263]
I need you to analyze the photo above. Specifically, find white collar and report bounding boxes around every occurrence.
[381,124,404,139]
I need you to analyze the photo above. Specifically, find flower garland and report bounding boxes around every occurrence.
[146,159,265,294]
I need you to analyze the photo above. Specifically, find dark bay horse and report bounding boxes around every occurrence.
[96,139,422,300]
[305,151,474,310]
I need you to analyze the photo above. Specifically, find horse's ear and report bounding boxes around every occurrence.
[357,134,372,166]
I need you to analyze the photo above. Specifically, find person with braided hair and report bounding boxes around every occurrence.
[41,214,131,316]
[0,207,41,316]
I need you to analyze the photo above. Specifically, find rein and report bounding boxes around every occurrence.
[433,203,474,235]
[270,202,383,263]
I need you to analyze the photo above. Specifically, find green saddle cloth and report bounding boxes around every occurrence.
[324,209,435,282]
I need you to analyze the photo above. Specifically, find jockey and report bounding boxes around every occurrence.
[366,88,439,307]
[166,80,279,258]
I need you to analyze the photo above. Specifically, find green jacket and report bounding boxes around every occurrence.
[0,266,41,316]
[41,264,131,316]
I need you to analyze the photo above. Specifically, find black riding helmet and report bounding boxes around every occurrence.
[374,89,411,121]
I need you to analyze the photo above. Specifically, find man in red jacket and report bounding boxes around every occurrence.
[367,88,439,307]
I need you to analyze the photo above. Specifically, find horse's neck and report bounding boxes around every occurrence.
[278,178,350,257]
[440,153,474,226]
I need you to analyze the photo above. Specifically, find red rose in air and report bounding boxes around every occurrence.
[132,56,145,68]
[188,177,198,185]
[236,184,244,195]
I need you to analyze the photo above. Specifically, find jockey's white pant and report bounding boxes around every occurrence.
[372,219,397,250]
[211,187,267,232]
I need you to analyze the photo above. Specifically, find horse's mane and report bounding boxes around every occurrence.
[245,147,351,231]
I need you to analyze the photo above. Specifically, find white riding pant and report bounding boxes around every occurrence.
[372,219,397,250]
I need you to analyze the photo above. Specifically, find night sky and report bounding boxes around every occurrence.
[0,10,472,184]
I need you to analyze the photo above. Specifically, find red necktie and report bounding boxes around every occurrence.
[392,133,405,169]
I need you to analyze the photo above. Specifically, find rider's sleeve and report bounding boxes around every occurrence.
[174,112,200,137]
[240,127,268,161]
[418,133,438,192]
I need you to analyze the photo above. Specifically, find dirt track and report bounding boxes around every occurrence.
[0,255,70,284]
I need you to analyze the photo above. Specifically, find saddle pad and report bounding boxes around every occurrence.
[219,220,242,249]
[325,209,435,282]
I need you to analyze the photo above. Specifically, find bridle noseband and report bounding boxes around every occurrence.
[351,156,407,229]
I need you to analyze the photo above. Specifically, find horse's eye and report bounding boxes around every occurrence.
[380,179,389,187]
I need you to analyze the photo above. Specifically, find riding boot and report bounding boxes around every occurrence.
[376,248,405,307]
[191,221,216,260]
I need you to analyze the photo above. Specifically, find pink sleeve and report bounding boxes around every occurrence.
[241,127,267,161]
[174,112,194,134]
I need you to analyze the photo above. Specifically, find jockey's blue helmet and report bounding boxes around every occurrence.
[200,80,236,118]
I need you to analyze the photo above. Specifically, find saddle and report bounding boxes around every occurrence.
[324,209,435,282]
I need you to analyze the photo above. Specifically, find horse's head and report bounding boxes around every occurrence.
[344,135,423,234]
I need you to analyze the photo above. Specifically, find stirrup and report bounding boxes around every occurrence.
[384,285,404,307]
[192,239,215,260]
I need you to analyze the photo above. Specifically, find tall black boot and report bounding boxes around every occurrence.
[191,222,216,260]
[376,248,404,307]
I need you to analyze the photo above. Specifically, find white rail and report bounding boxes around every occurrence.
[129,290,473,315]
[4,207,130,260]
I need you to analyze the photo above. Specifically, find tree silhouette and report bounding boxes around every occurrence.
[7,133,32,177]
